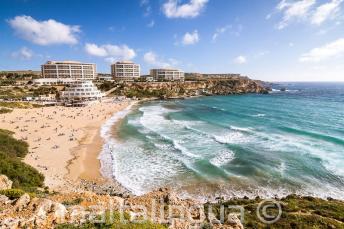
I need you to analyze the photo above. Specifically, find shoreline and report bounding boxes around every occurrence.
[66,125,105,183]
[0,99,134,192]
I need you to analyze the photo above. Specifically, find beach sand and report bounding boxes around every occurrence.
[0,99,133,191]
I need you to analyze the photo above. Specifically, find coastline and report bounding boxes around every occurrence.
[0,99,134,192]
[66,124,105,183]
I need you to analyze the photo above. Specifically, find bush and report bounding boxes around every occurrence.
[31,86,58,97]
[97,81,116,91]
[56,210,167,229]
[0,102,44,109]
[0,129,44,190]
[0,152,44,189]
[0,108,12,114]
[0,189,25,199]
[0,129,28,158]
[62,197,84,207]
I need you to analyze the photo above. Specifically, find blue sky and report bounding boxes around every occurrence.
[1,0,344,81]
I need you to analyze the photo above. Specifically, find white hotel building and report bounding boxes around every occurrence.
[111,61,140,81]
[150,68,185,81]
[35,61,97,85]
[61,80,103,101]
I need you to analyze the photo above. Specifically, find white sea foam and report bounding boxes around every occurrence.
[172,140,200,158]
[229,125,253,132]
[259,132,344,178]
[98,103,135,179]
[210,150,235,167]
[251,113,266,117]
[100,99,344,201]
[212,106,226,111]
[213,131,249,144]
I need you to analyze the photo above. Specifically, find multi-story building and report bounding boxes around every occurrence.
[41,61,96,80]
[111,61,140,81]
[61,80,103,101]
[150,68,184,81]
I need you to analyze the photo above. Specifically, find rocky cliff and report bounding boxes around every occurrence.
[112,78,269,99]
[0,176,244,229]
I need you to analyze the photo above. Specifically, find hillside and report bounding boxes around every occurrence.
[108,77,269,99]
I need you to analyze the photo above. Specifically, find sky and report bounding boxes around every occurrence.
[0,0,344,82]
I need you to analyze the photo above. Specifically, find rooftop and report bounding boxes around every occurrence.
[113,61,136,64]
[44,61,95,65]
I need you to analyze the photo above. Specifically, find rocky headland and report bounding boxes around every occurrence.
[110,77,269,99]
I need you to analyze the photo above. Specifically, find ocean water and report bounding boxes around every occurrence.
[100,82,344,201]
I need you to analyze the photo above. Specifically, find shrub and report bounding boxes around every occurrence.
[62,197,84,207]
[0,152,44,189]
[56,211,167,229]
[0,108,12,114]
[0,189,25,199]
[0,129,28,158]
[0,102,44,109]
[0,129,44,190]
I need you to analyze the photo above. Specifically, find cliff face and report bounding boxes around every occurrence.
[114,78,269,99]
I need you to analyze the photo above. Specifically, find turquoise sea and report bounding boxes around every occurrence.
[100,82,344,201]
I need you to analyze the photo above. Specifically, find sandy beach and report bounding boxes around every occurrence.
[0,99,134,191]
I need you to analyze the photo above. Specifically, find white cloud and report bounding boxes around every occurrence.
[276,0,316,29]
[289,42,295,47]
[8,15,80,45]
[85,43,108,57]
[311,0,343,25]
[141,0,152,17]
[299,38,344,62]
[104,57,117,64]
[162,0,208,18]
[234,55,247,64]
[11,47,33,60]
[85,43,136,62]
[182,30,199,45]
[147,20,155,27]
[212,25,231,42]
[143,51,177,67]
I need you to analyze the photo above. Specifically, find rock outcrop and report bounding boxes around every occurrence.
[0,175,13,190]
[0,188,244,229]
[114,77,269,99]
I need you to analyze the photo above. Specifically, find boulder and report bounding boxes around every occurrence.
[52,202,67,223]
[14,193,30,211]
[0,218,20,229]
[35,199,53,218]
[0,194,10,205]
[0,175,13,190]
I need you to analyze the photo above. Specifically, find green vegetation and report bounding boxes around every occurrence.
[0,87,27,99]
[0,71,39,86]
[125,88,169,99]
[0,129,44,190]
[0,79,16,86]
[0,189,25,200]
[29,86,58,97]
[62,197,84,207]
[56,210,167,229]
[97,81,116,92]
[0,107,12,114]
[206,195,344,228]
[0,101,43,109]
[0,86,59,100]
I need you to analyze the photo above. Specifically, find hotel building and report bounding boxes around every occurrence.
[150,68,185,81]
[41,61,96,80]
[61,80,103,101]
[111,61,140,81]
